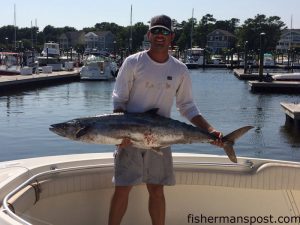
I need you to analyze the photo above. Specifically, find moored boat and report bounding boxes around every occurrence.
[80,54,116,81]
[185,48,204,69]
[1,152,300,225]
[272,72,300,81]
[41,42,60,58]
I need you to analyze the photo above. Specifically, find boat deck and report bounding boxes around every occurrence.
[1,153,300,225]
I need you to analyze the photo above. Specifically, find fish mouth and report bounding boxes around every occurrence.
[49,123,66,137]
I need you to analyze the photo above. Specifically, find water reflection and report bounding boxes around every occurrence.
[1,95,25,117]
[280,124,300,146]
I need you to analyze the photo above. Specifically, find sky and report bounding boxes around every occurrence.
[1,0,300,30]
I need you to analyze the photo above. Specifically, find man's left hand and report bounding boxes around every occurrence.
[210,130,224,148]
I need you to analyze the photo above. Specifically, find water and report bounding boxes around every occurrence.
[0,69,299,162]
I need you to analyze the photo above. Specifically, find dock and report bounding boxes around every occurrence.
[280,102,300,127]
[0,69,80,94]
[233,69,261,80]
[249,81,300,93]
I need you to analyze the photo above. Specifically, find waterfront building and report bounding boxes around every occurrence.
[58,31,85,51]
[58,31,116,53]
[84,31,116,53]
[206,29,236,54]
[276,29,300,53]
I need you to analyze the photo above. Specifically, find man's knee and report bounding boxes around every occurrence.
[114,186,132,198]
[147,184,164,198]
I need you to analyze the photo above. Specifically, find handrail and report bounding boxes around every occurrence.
[173,160,254,169]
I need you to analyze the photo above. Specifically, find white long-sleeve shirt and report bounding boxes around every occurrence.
[112,51,200,120]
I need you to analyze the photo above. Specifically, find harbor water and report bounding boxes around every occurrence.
[0,69,299,162]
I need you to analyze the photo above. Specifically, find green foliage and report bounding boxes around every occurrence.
[0,14,286,53]
[236,14,286,51]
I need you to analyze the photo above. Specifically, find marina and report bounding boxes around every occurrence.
[0,2,300,223]
[0,66,300,223]
[0,68,299,162]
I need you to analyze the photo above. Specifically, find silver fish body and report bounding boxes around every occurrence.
[49,111,253,163]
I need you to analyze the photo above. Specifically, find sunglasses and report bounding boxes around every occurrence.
[150,27,171,36]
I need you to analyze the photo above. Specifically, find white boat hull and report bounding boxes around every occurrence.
[80,63,114,81]
[1,153,300,225]
[272,72,300,81]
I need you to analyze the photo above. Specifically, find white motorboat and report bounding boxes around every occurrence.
[263,53,275,66]
[272,72,300,81]
[1,152,300,225]
[41,43,60,58]
[185,48,204,69]
[80,55,116,81]
[38,43,63,70]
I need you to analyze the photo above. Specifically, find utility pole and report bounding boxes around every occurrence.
[259,32,266,81]
[243,41,248,74]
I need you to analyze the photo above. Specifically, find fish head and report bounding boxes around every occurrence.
[49,119,86,140]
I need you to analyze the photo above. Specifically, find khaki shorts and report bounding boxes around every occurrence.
[113,146,175,186]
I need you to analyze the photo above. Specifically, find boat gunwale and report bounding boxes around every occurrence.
[2,153,300,224]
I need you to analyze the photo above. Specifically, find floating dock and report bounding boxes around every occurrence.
[233,69,260,80]
[249,81,300,93]
[0,69,80,94]
[280,102,300,127]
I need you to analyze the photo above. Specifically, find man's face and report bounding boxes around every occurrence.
[147,27,174,52]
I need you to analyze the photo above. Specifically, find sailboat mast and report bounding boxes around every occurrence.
[191,8,194,49]
[129,4,133,53]
[289,15,293,50]
[14,4,17,50]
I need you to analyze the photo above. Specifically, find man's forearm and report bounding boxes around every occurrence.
[190,114,215,133]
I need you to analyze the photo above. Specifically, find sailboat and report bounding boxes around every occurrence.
[185,9,204,69]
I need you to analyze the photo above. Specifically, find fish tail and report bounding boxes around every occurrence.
[222,126,254,163]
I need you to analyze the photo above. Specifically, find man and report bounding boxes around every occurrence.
[109,14,223,225]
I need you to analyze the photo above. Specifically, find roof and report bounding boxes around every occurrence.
[207,29,236,38]
[84,31,114,38]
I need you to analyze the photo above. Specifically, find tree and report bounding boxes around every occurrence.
[131,22,148,51]
[194,14,216,47]
[215,18,240,33]
[236,14,286,51]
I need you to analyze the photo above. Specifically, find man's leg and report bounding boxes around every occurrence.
[147,184,165,225]
[108,186,132,225]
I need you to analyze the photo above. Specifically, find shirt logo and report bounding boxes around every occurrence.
[167,76,172,80]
